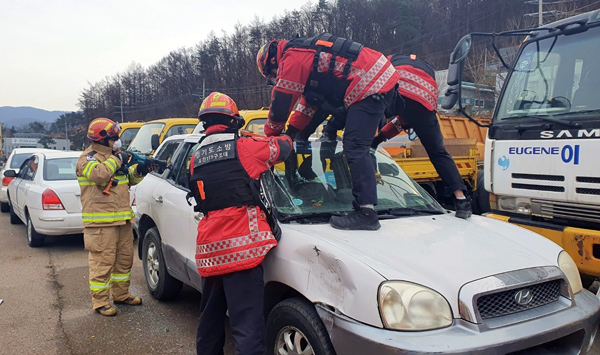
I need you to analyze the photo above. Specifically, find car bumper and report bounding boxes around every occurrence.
[31,209,83,236]
[0,186,7,203]
[316,290,600,355]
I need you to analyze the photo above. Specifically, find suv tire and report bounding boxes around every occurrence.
[266,298,336,355]
[142,227,183,300]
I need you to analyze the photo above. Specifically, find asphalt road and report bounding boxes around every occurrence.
[1,210,599,355]
[0,211,234,355]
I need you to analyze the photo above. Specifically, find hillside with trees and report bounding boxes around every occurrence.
[21,0,600,148]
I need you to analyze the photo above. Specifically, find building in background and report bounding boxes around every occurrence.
[2,133,69,155]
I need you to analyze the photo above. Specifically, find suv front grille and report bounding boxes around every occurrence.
[476,280,561,319]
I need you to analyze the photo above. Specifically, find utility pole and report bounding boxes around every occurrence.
[65,118,69,151]
[120,102,124,123]
[202,79,206,100]
[539,0,543,25]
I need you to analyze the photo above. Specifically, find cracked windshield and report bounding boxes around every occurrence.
[263,141,443,219]
[496,25,600,123]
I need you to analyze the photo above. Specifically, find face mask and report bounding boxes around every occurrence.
[112,139,122,151]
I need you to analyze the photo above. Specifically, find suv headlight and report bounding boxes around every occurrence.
[378,281,452,331]
[558,251,583,294]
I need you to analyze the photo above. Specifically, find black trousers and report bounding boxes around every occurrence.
[196,264,266,355]
[344,91,394,205]
[402,97,466,196]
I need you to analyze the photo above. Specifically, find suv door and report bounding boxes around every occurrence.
[154,141,201,263]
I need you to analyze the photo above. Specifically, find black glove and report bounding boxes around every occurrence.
[136,164,149,176]
[114,151,130,166]
[371,133,386,149]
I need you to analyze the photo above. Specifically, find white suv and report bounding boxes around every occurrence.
[1,148,52,213]
[134,134,600,355]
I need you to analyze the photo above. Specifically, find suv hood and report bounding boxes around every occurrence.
[282,214,563,294]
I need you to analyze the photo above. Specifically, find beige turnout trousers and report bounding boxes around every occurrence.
[83,221,134,310]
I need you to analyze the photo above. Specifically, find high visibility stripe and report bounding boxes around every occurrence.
[111,272,131,282]
[83,161,99,179]
[89,281,110,292]
[128,166,143,184]
[266,120,285,132]
[397,69,438,96]
[82,210,133,223]
[360,61,398,101]
[295,103,316,118]
[345,55,390,107]
[275,78,305,93]
[196,245,272,269]
[197,231,273,255]
[397,80,438,111]
[104,158,118,174]
[78,176,129,187]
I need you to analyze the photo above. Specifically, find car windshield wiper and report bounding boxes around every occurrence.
[278,211,340,223]
[378,207,445,216]
[502,115,581,128]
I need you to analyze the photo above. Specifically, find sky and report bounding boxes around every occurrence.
[0,0,309,112]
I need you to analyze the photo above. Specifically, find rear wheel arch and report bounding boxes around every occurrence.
[137,214,157,259]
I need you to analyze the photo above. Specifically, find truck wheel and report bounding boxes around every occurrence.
[266,298,336,355]
[142,227,183,300]
[1,202,8,213]
[8,197,21,225]
[26,213,45,247]
[475,172,490,214]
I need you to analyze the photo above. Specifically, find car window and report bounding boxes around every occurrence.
[120,128,140,149]
[167,142,200,189]
[10,153,33,169]
[44,158,78,181]
[164,125,196,139]
[20,156,39,181]
[154,140,183,162]
[245,118,267,135]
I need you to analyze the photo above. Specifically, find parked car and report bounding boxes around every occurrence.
[5,151,83,247]
[1,148,52,213]
[134,135,600,354]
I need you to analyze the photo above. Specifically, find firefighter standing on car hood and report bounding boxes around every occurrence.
[257,33,400,231]
[76,118,148,316]
[189,92,292,355]
[370,54,472,218]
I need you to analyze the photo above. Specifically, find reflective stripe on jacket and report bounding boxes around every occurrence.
[76,143,142,227]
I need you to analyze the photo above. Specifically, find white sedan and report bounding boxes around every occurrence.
[6,151,83,247]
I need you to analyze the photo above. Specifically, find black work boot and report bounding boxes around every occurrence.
[454,196,472,219]
[330,204,380,230]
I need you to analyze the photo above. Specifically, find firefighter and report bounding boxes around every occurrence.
[76,118,146,316]
[371,54,472,218]
[189,92,292,355]
[257,33,400,230]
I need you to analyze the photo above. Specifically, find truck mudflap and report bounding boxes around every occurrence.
[487,213,600,278]
[316,291,600,355]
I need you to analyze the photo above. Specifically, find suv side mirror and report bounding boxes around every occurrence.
[151,134,160,151]
[3,169,16,178]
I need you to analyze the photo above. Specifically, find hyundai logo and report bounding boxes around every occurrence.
[514,289,534,306]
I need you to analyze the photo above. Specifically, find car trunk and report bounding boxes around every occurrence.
[46,180,81,213]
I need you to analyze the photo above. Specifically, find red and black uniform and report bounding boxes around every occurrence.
[189,124,292,355]
[267,33,399,206]
[379,54,467,196]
